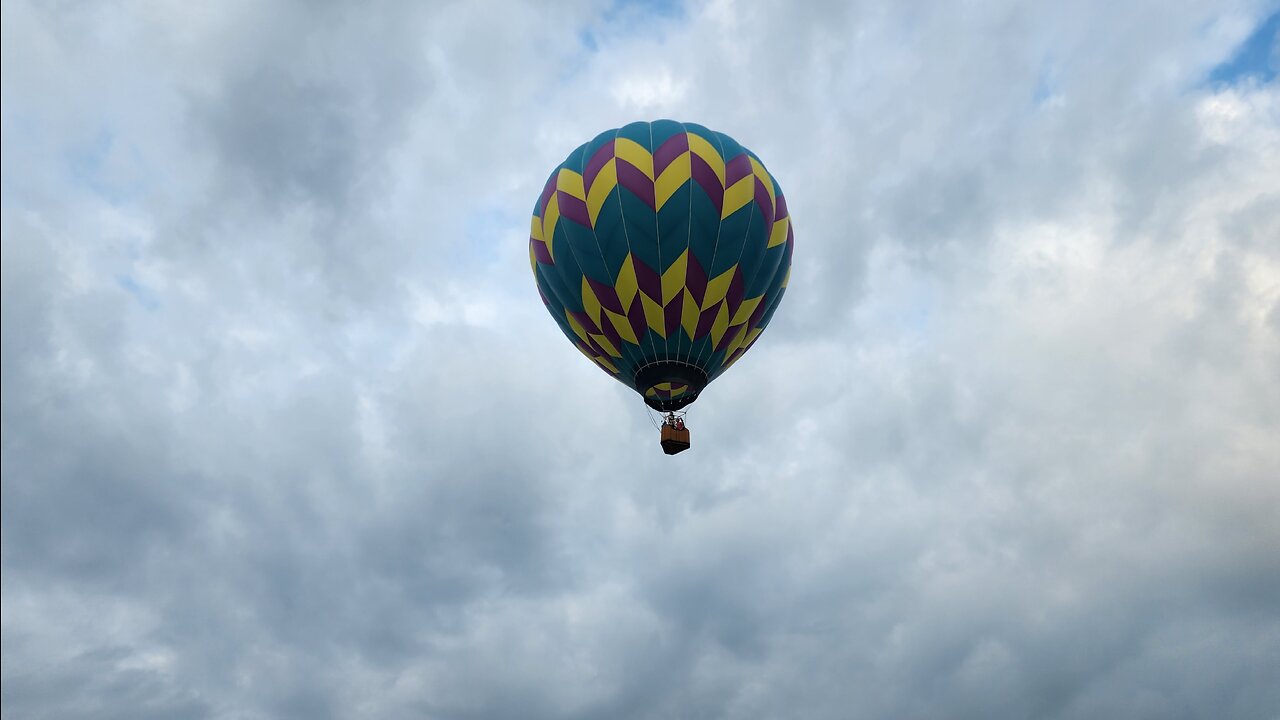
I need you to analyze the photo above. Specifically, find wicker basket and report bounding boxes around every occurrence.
[660,425,691,455]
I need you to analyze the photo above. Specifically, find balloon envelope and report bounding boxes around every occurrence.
[529,120,793,411]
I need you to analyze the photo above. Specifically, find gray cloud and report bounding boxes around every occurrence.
[4,1,1280,718]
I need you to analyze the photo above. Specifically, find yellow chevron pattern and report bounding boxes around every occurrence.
[687,133,725,185]
[559,253,779,367]
[577,132,779,224]
[538,168,587,261]
[655,151,690,209]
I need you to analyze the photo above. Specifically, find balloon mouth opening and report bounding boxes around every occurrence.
[635,362,707,412]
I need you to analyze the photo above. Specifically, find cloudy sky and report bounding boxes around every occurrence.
[3,1,1279,718]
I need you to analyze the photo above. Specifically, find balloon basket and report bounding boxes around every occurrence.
[660,425,691,455]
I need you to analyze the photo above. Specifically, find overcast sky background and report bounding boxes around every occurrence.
[3,1,1279,718]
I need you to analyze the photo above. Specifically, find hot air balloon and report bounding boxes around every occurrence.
[529,120,793,454]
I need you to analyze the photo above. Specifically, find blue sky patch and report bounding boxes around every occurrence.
[64,124,151,205]
[1209,10,1279,85]
[1033,56,1061,106]
[610,0,682,19]
[116,274,160,311]
[580,0,685,52]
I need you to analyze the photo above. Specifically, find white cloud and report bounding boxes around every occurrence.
[611,68,690,110]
